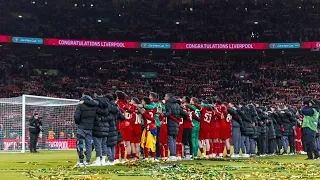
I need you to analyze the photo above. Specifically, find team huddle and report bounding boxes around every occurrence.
[74,89,320,167]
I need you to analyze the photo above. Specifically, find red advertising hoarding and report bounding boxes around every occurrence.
[4,139,76,150]
[0,35,11,43]
[44,38,140,49]
[301,42,320,49]
[172,43,268,50]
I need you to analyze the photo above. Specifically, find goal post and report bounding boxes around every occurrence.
[0,95,79,153]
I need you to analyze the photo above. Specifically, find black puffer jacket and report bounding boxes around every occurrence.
[227,106,243,128]
[74,95,98,130]
[106,100,125,147]
[250,106,260,139]
[164,98,188,136]
[92,97,111,138]
[258,109,268,134]
[272,112,282,137]
[277,110,291,136]
[289,108,298,135]
[240,106,254,136]
[267,112,276,139]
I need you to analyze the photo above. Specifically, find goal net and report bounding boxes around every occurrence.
[0,95,79,152]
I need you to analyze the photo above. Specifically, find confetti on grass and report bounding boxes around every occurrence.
[20,158,320,180]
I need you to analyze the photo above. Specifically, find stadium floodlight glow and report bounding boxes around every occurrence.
[0,95,79,153]
[176,21,180,25]
[18,15,22,18]
[31,1,35,4]
[254,21,258,24]
[91,4,93,7]
[74,4,77,7]
[97,19,102,23]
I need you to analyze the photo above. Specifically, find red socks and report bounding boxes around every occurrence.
[144,148,149,158]
[126,154,131,160]
[120,144,125,159]
[164,144,169,158]
[214,142,219,154]
[133,153,137,159]
[296,141,302,152]
[227,149,231,155]
[221,142,226,154]
[116,144,120,160]
[177,144,182,157]
[200,147,204,154]
[209,142,214,154]
[161,144,169,158]
[151,152,156,158]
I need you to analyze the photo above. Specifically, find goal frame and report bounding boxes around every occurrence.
[20,94,79,153]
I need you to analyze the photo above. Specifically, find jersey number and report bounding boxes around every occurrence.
[135,114,142,124]
[204,112,212,123]
[125,112,132,120]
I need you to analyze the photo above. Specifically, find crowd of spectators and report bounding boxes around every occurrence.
[1,0,320,42]
[1,47,320,106]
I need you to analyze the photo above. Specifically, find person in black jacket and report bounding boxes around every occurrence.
[266,107,276,155]
[257,107,267,156]
[239,103,254,158]
[91,89,112,166]
[227,103,243,158]
[163,93,188,161]
[288,107,298,155]
[278,105,292,155]
[273,108,282,155]
[105,94,125,165]
[74,92,98,167]
[29,113,43,153]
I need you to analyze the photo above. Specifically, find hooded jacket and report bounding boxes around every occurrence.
[74,95,98,130]
[92,97,118,138]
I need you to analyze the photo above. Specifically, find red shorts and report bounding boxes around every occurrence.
[211,122,220,139]
[131,124,142,143]
[219,123,231,140]
[199,126,211,140]
[177,125,184,143]
[121,123,133,141]
[160,125,168,144]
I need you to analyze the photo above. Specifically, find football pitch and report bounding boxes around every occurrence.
[1,151,320,180]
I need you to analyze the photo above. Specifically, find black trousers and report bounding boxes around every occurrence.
[156,126,161,158]
[304,134,319,159]
[268,139,275,154]
[276,137,282,154]
[288,134,296,153]
[182,128,193,156]
[258,133,267,155]
[30,133,39,152]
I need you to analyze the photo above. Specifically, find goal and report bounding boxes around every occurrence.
[0,95,79,152]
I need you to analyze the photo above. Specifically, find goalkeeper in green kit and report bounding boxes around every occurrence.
[186,97,201,158]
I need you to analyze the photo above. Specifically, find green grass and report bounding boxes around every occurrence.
[1,151,320,179]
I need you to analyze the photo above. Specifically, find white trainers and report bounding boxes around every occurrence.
[106,161,115,166]
[176,157,182,161]
[301,151,307,155]
[90,160,102,166]
[74,162,85,167]
[83,162,90,166]
[242,154,250,158]
[114,159,120,164]
[231,154,240,158]
[168,156,177,161]
[101,160,107,166]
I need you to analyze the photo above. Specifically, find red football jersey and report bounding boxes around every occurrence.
[200,106,213,127]
[143,109,156,130]
[116,99,129,130]
[182,105,193,129]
